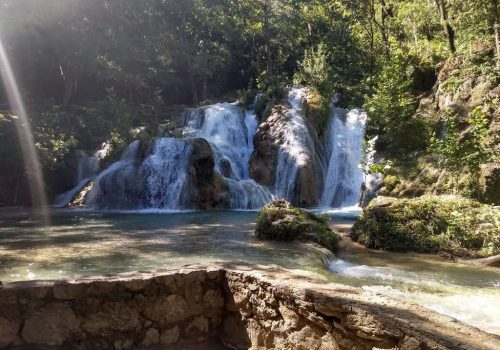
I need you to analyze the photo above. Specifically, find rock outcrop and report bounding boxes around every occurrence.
[249,87,327,207]
[249,103,286,187]
[0,264,499,350]
[390,47,500,204]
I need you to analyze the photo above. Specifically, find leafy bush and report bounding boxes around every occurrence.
[256,200,338,251]
[352,196,500,258]
[294,43,332,97]
[364,54,429,159]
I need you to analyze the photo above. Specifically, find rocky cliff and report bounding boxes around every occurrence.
[381,48,500,204]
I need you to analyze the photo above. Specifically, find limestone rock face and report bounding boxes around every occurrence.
[250,88,326,207]
[404,53,500,204]
[249,104,285,187]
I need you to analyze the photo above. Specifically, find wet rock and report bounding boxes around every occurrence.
[249,92,324,207]
[184,138,223,209]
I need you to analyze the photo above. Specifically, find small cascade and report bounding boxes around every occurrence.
[86,141,141,209]
[184,103,254,180]
[183,103,273,208]
[221,178,274,209]
[53,143,110,207]
[320,108,367,208]
[274,87,323,203]
[141,138,192,209]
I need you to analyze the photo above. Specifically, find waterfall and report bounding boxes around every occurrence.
[70,86,373,210]
[53,143,110,207]
[141,138,191,209]
[274,87,317,201]
[320,108,367,208]
[184,103,254,180]
[86,140,142,209]
[183,103,273,208]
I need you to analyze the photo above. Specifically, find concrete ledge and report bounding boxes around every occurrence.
[0,263,498,349]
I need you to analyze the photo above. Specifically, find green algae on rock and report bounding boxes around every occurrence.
[255,200,338,251]
[352,195,500,258]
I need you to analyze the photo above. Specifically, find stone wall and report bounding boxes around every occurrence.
[0,264,499,350]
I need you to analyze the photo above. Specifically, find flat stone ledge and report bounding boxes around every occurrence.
[0,263,498,350]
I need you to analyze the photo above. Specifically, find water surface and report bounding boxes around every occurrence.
[1,208,499,335]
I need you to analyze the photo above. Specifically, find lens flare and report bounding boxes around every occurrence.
[0,36,50,224]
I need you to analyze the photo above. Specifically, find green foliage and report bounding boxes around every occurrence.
[430,108,493,191]
[352,196,500,258]
[294,43,333,96]
[364,54,430,158]
[256,200,338,251]
[359,136,392,177]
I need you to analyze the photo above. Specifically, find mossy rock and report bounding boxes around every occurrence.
[352,195,500,258]
[255,200,338,251]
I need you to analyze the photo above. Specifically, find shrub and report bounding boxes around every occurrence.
[352,195,500,257]
[256,200,338,251]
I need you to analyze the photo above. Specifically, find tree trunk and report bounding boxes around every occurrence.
[202,75,208,102]
[379,0,391,58]
[436,0,456,53]
[460,254,500,267]
[263,0,273,77]
[493,0,500,56]
[190,69,198,106]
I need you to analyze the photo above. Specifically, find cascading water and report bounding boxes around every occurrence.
[53,143,110,207]
[81,102,272,210]
[141,138,192,209]
[87,140,142,209]
[64,86,372,210]
[184,103,252,180]
[274,87,322,202]
[183,102,273,208]
[320,108,367,208]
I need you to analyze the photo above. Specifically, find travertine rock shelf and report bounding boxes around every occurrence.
[0,264,498,350]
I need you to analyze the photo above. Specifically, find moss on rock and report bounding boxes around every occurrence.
[255,200,338,251]
[352,195,500,258]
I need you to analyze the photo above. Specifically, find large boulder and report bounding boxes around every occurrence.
[255,200,338,251]
[184,138,223,209]
[352,195,500,258]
